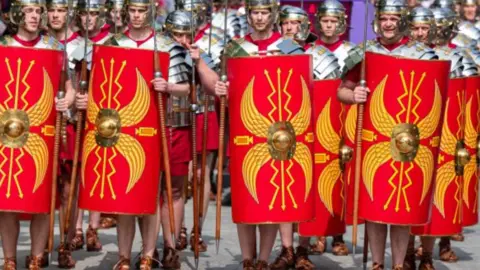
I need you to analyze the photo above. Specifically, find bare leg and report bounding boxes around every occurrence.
[0,212,19,258]
[420,236,435,253]
[278,223,293,247]
[30,214,49,257]
[258,224,278,261]
[237,224,257,260]
[366,221,387,265]
[116,215,136,259]
[140,213,158,257]
[89,211,101,229]
[390,225,410,266]
[161,175,185,248]
[76,209,84,230]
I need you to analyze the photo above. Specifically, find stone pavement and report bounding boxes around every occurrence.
[2,202,479,269]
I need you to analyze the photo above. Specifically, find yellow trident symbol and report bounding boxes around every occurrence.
[238,68,313,211]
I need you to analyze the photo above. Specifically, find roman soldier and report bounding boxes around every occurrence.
[46,0,83,267]
[178,0,223,252]
[301,0,359,257]
[106,0,127,34]
[405,6,478,270]
[211,0,240,40]
[0,0,74,268]
[74,0,190,268]
[460,0,478,24]
[214,0,310,269]
[338,0,444,269]
[70,0,111,253]
[277,4,343,270]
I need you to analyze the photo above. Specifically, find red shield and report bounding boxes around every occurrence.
[359,52,450,225]
[228,55,314,223]
[0,46,62,213]
[411,77,466,236]
[298,79,347,236]
[79,45,169,215]
[462,76,480,227]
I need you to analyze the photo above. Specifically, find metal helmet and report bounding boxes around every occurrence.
[124,0,153,27]
[278,5,310,41]
[164,10,195,36]
[433,0,455,9]
[76,0,107,30]
[462,0,476,5]
[106,0,125,29]
[316,0,346,35]
[245,0,278,26]
[373,0,408,35]
[407,7,436,44]
[180,0,209,27]
[9,0,47,26]
[432,7,457,44]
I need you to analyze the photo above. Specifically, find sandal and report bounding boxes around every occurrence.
[3,257,17,270]
[175,227,187,251]
[161,247,180,269]
[86,225,102,252]
[418,251,435,270]
[113,256,131,270]
[439,238,458,262]
[58,244,76,269]
[310,236,326,254]
[189,231,207,253]
[295,246,315,270]
[71,228,84,250]
[331,235,349,256]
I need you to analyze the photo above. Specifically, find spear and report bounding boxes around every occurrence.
[198,1,213,226]
[352,0,370,266]
[189,2,200,268]
[68,0,90,240]
[152,0,176,246]
[215,0,228,255]
[49,0,71,258]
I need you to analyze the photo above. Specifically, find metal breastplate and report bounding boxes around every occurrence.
[195,30,224,67]
[434,46,463,78]
[451,33,477,49]
[193,52,216,114]
[458,21,480,41]
[228,36,303,56]
[2,34,63,49]
[305,44,340,79]
[333,41,355,71]
[366,39,437,60]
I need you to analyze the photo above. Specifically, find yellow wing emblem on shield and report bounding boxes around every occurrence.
[362,142,390,200]
[290,76,311,135]
[413,145,434,204]
[115,133,146,193]
[26,68,53,126]
[370,76,396,137]
[24,133,49,193]
[118,69,150,127]
[242,143,270,203]
[241,77,271,138]
[318,160,341,215]
[316,99,340,154]
[434,160,456,217]
[464,97,477,149]
[293,143,313,202]
[463,157,476,208]
[345,105,357,143]
[417,81,442,139]
[439,100,457,155]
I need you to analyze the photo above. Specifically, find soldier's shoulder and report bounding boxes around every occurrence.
[342,40,356,50]
[41,35,63,50]
[0,35,10,45]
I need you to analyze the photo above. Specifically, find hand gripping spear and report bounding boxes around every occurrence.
[215,0,228,255]
[49,0,72,258]
[189,3,201,268]
[152,0,176,247]
[68,0,90,249]
[352,0,370,268]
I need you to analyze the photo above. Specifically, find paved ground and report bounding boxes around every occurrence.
[2,201,480,269]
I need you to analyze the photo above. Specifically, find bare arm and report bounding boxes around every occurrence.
[337,79,369,105]
[167,82,190,97]
[196,58,219,95]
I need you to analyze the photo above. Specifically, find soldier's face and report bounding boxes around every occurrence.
[48,7,68,30]
[22,6,42,33]
[249,8,271,32]
[463,4,477,20]
[172,32,192,47]
[281,20,300,38]
[410,23,430,43]
[80,11,99,32]
[128,6,148,29]
[110,8,124,27]
[379,14,401,40]
[319,16,338,37]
